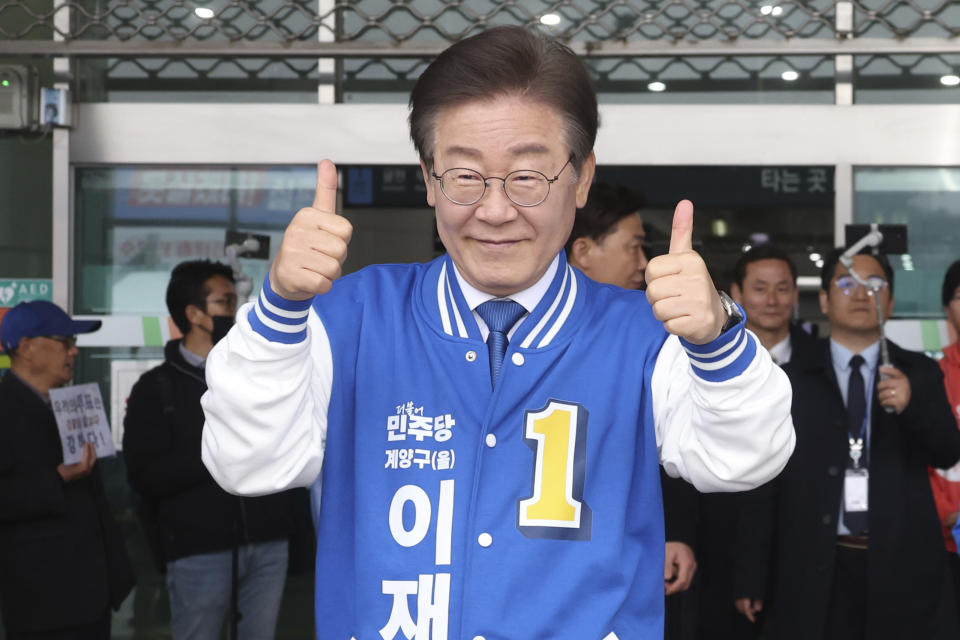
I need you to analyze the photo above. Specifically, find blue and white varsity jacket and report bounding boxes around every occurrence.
[201,251,794,640]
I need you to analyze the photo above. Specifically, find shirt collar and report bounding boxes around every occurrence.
[452,254,559,313]
[769,335,792,365]
[179,342,206,368]
[830,338,881,372]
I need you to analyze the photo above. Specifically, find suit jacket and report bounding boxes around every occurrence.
[742,338,960,639]
[0,372,135,632]
[693,324,817,639]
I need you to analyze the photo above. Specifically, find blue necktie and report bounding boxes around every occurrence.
[476,300,526,387]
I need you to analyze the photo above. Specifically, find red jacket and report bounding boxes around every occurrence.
[930,342,960,551]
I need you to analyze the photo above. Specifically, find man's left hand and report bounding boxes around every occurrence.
[877,365,911,414]
[664,541,697,595]
[645,200,726,345]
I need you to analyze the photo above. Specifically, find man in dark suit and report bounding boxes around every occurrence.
[740,249,960,639]
[0,301,135,639]
[693,244,815,639]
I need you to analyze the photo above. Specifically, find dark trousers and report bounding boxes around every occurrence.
[6,612,110,640]
[824,544,867,640]
[950,552,960,626]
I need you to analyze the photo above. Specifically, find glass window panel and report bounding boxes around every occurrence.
[854,167,960,317]
[74,166,316,315]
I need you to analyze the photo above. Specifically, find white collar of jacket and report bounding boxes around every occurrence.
[425,250,581,350]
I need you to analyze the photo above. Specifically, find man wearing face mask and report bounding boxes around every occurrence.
[124,260,295,640]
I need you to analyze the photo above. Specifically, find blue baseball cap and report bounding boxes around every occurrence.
[0,300,101,353]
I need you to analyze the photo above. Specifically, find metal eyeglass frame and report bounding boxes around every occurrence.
[431,156,573,207]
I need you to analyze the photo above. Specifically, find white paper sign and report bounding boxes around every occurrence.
[49,383,115,464]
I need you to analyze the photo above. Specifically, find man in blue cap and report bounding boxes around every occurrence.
[0,300,134,639]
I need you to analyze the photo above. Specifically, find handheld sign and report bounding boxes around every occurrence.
[50,383,115,464]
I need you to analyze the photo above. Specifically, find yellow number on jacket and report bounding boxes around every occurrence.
[518,400,591,540]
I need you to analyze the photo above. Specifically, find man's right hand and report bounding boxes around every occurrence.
[57,442,97,483]
[269,159,353,300]
[734,597,764,623]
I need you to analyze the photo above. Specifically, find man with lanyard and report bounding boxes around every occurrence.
[199,26,795,638]
[740,249,960,639]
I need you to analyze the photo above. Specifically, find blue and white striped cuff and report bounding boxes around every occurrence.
[247,274,312,344]
[679,304,755,382]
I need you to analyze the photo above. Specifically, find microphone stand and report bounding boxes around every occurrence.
[224,237,261,306]
[838,224,894,412]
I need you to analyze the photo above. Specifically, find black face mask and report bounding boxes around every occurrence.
[211,315,235,345]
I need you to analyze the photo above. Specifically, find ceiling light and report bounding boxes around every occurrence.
[771,6,783,16]
[809,252,821,262]
[941,75,960,87]
[647,81,666,92]
[781,70,799,81]
[815,259,824,268]
[195,7,215,19]
[539,13,561,26]
[760,5,773,15]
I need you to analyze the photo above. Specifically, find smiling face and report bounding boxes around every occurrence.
[421,96,595,297]
[820,254,894,336]
[737,258,798,334]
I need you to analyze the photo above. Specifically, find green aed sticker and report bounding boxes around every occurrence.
[0,279,53,306]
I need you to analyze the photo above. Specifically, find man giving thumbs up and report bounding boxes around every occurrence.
[201,26,794,640]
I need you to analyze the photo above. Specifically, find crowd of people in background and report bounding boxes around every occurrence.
[566,182,960,640]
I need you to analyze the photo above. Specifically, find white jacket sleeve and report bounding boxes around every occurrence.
[201,290,332,496]
[653,324,795,493]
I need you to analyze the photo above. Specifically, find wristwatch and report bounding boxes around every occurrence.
[718,291,743,334]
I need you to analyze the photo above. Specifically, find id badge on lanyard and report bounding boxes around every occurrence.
[845,468,868,512]
[846,436,868,512]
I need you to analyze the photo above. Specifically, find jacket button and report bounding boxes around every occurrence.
[485,434,497,448]
[823,514,832,525]
[828,466,839,477]
[511,352,525,366]
[465,350,477,362]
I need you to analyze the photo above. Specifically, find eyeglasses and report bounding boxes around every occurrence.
[39,335,77,349]
[834,274,889,296]
[206,294,238,311]
[431,156,573,207]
